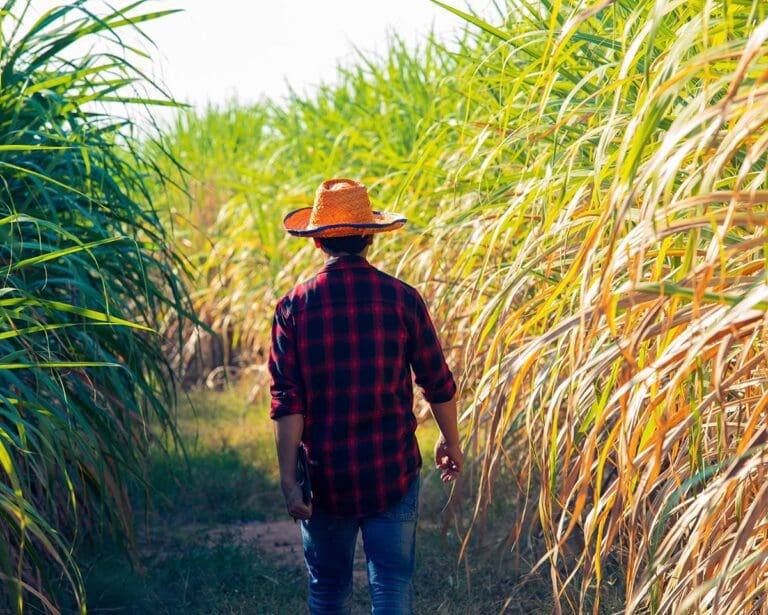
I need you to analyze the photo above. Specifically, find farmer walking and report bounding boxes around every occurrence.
[269,178,463,614]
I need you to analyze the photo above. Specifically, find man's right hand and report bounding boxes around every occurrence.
[434,436,463,482]
[281,481,313,520]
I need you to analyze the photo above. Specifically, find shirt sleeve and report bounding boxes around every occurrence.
[268,300,305,420]
[408,292,457,404]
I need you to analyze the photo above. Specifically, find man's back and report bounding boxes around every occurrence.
[270,254,456,517]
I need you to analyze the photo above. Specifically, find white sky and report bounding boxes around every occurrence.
[17,1,495,123]
[139,1,488,109]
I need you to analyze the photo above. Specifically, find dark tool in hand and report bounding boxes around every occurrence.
[296,443,312,506]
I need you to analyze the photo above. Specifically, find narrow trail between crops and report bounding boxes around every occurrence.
[190,519,369,585]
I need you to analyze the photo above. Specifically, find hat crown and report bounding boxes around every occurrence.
[309,179,375,228]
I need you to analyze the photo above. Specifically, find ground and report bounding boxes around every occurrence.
[76,388,623,614]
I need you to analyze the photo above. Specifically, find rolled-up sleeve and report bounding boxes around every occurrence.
[408,293,457,404]
[268,300,305,420]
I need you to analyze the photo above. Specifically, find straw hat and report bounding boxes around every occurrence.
[283,178,406,238]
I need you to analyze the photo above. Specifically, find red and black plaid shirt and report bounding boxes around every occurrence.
[269,254,456,518]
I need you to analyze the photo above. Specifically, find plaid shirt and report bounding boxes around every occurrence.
[269,254,456,518]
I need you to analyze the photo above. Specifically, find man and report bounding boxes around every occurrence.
[269,178,463,614]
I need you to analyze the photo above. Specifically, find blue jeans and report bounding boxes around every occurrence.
[300,475,419,614]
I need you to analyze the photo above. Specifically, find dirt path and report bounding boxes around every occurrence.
[199,519,370,585]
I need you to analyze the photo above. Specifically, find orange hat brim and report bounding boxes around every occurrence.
[283,207,407,238]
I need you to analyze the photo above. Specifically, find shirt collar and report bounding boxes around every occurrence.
[321,254,371,272]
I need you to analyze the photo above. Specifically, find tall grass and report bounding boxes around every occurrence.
[155,0,768,612]
[0,1,188,612]
[451,2,768,612]
[153,32,472,384]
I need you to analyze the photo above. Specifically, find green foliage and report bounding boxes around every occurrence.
[84,542,308,615]
[0,1,188,611]
[147,388,286,524]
